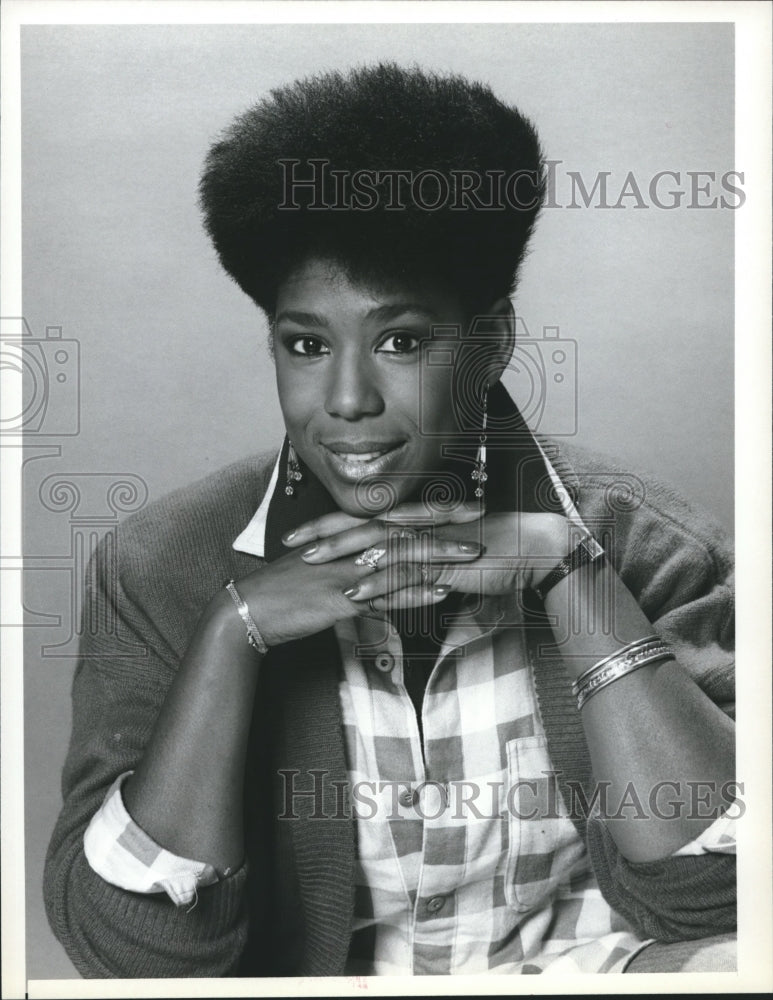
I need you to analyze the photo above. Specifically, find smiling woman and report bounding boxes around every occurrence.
[43,62,737,979]
[273,260,487,516]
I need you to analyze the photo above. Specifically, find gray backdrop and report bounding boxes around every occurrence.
[20,22,734,980]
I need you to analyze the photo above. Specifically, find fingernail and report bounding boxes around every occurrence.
[282,529,297,544]
[433,585,451,597]
[458,541,483,554]
[342,585,360,598]
[300,543,318,557]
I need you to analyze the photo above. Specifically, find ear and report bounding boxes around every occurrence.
[483,297,516,386]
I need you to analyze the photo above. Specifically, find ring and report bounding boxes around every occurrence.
[368,598,380,613]
[420,563,431,584]
[355,546,387,570]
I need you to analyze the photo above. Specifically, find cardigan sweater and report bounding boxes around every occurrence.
[43,438,736,978]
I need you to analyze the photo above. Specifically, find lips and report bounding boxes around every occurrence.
[319,440,407,483]
[322,440,404,456]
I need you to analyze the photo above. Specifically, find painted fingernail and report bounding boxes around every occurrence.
[300,543,318,557]
[343,585,360,599]
[282,529,297,544]
[459,541,483,553]
[433,585,451,597]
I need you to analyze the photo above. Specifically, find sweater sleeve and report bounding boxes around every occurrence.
[581,476,737,941]
[43,533,249,979]
[586,815,736,942]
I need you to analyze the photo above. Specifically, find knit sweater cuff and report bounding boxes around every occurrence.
[47,843,249,978]
[586,812,736,942]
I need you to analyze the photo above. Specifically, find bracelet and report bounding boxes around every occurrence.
[573,636,671,698]
[573,636,675,711]
[224,579,269,655]
[571,634,662,694]
[532,535,605,603]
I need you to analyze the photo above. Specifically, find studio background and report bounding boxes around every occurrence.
[20,22,734,979]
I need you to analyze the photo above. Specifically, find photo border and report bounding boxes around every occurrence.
[2,2,770,997]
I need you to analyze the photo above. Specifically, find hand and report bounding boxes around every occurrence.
[283,503,572,612]
[221,501,486,646]
[427,511,572,596]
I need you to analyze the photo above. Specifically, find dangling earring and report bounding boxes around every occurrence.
[471,385,488,499]
[285,441,302,496]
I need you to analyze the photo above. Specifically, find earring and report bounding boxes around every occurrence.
[471,385,488,499]
[285,441,303,496]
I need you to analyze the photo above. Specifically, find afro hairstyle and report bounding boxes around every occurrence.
[199,62,545,317]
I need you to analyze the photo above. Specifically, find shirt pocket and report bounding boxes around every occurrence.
[503,735,586,913]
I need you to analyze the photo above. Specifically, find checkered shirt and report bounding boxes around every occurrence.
[84,772,221,908]
[337,594,651,975]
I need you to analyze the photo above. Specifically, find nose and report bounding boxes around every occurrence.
[324,350,384,421]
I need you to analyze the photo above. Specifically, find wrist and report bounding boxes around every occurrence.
[224,579,269,654]
[532,534,605,603]
[201,587,263,655]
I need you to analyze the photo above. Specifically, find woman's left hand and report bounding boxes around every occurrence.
[425,510,572,598]
[283,503,573,610]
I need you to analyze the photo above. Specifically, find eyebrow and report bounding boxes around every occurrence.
[367,303,441,323]
[274,309,330,327]
[274,303,441,327]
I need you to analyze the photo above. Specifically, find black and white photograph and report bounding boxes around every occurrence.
[2,1,771,995]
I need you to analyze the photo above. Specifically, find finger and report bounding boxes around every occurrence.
[282,510,370,546]
[288,499,484,551]
[342,561,425,602]
[297,519,389,563]
[381,500,485,526]
[299,520,422,565]
[379,535,485,567]
[355,583,452,612]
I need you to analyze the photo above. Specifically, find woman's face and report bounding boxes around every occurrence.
[273,257,471,516]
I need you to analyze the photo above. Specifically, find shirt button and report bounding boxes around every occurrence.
[374,652,394,672]
[427,895,447,914]
[398,787,415,807]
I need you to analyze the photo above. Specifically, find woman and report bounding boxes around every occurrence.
[44,63,736,978]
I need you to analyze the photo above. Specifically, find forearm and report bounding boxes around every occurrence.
[543,558,735,862]
[123,589,260,872]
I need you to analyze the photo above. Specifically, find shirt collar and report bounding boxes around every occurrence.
[232,448,282,558]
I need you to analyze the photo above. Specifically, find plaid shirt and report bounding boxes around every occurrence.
[83,444,736,973]
[337,597,690,975]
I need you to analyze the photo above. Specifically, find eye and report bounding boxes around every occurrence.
[289,336,330,357]
[378,332,420,355]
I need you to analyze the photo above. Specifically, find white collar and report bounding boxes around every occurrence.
[231,439,587,558]
[231,448,282,558]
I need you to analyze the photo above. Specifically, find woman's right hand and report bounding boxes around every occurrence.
[218,502,486,648]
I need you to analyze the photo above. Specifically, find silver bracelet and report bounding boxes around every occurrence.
[571,635,662,695]
[574,639,675,710]
[224,579,269,655]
